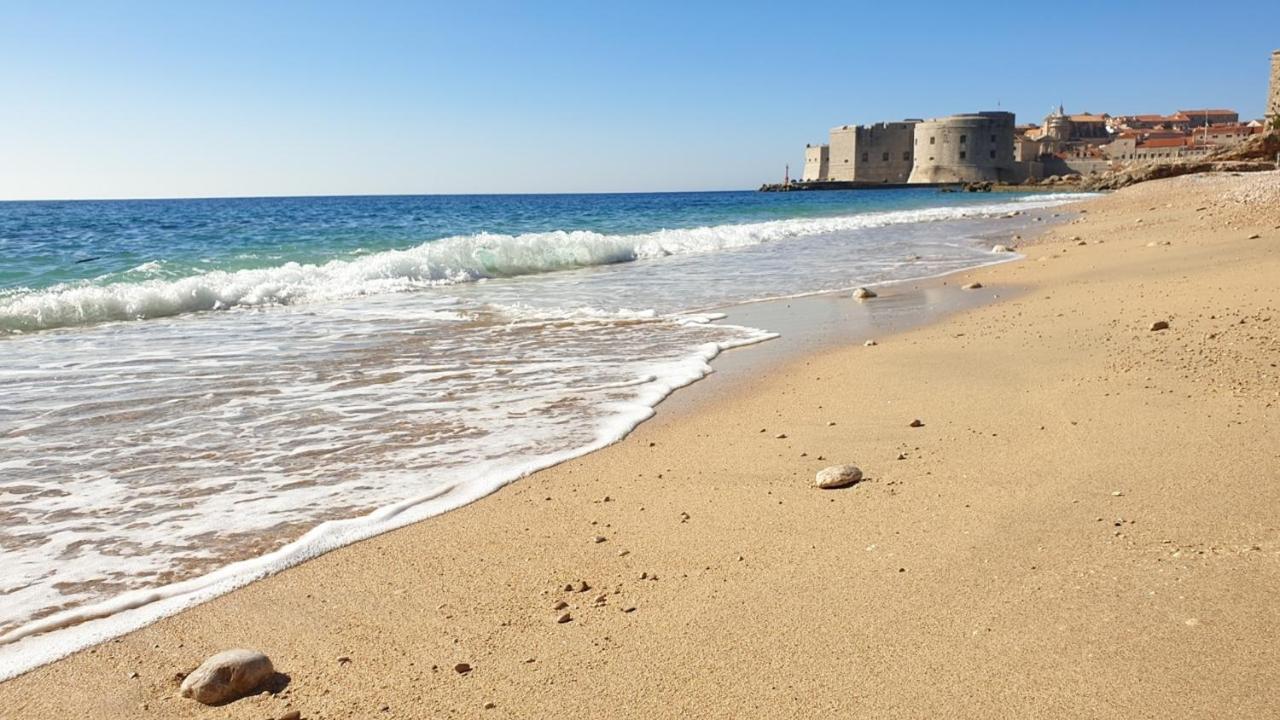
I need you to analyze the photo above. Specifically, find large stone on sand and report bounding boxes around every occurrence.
[815,464,863,489]
[180,649,274,705]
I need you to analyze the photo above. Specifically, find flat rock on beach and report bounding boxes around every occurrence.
[814,464,863,489]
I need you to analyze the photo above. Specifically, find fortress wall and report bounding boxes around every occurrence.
[828,126,857,181]
[803,145,830,182]
[850,122,916,183]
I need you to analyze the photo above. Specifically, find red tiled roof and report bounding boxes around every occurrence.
[1139,137,1191,148]
[1176,109,1237,116]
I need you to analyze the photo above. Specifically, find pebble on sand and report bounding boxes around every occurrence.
[1149,321,1170,331]
[852,287,877,300]
[179,649,275,706]
[961,282,983,290]
[592,535,607,543]
[909,419,924,428]
[992,244,1013,253]
[454,663,473,674]
[556,612,573,624]
[864,340,877,347]
[815,464,863,489]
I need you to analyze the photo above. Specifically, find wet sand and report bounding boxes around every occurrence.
[2,171,1279,719]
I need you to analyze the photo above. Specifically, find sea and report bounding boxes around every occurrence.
[0,188,1092,677]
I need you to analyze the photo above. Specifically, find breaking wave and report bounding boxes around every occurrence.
[0,194,1093,334]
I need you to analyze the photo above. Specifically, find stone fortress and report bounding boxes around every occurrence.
[803,112,1019,185]
[793,49,1278,188]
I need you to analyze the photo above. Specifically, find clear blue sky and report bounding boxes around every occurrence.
[2,1,1276,200]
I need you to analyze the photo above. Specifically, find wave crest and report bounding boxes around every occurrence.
[0,196,1094,333]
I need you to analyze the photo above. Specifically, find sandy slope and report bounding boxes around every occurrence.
[2,171,1278,719]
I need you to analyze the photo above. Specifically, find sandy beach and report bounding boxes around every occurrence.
[3,171,1279,719]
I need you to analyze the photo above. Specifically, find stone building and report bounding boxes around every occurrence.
[907,112,1017,184]
[802,144,829,182]
[1270,50,1280,126]
[825,122,918,183]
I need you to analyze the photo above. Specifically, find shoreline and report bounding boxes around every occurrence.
[0,199,1068,678]
[3,171,1279,717]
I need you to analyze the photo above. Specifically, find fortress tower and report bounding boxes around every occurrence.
[1269,50,1280,127]
[907,112,1016,184]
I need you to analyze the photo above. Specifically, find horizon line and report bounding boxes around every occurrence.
[0,187,769,204]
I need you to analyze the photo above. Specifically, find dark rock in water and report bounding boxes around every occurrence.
[179,649,274,706]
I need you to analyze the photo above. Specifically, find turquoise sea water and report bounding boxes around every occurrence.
[5,189,1049,302]
[0,188,1091,678]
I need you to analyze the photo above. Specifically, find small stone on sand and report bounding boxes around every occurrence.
[852,287,877,300]
[553,600,568,610]
[556,612,573,624]
[909,419,924,428]
[815,464,863,489]
[454,663,472,674]
[1149,321,1169,331]
[592,535,607,543]
[864,340,877,347]
[992,244,1013,253]
[962,282,983,290]
[774,433,787,439]
[179,649,274,706]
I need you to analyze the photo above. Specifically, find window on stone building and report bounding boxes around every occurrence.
[990,134,996,142]
[903,151,910,161]
[930,137,935,145]
[882,152,889,161]
[861,152,868,162]
[989,150,996,159]
[959,151,966,160]
[960,134,967,144]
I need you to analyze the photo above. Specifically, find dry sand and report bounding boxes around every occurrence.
[2,171,1279,719]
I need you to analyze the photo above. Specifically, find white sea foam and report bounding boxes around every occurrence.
[0,311,775,680]
[0,195,1094,334]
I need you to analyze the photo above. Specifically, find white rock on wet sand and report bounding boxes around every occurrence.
[179,649,274,706]
[991,245,1013,253]
[815,464,863,489]
[852,287,877,300]
[961,282,983,290]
